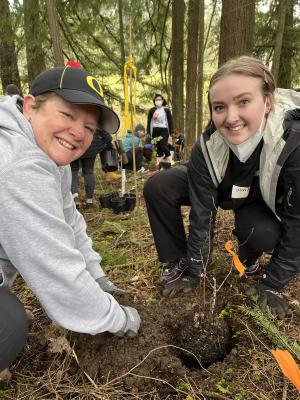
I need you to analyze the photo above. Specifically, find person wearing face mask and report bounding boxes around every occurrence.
[143,56,300,320]
[147,94,174,166]
[0,66,141,378]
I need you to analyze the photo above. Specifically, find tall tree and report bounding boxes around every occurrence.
[0,0,21,92]
[218,0,255,66]
[277,0,295,88]
[197,0,205,136]
[24,0,46,85]
[118,0,126,71]
[171,0,185,132]
[185,0,200,151]
[46,0,64,66]
[272,0,288,82]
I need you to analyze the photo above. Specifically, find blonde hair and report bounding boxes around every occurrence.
[209,56,276,107]
[31,92,56,110]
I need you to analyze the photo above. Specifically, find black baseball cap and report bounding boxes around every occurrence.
[29,66,120,134]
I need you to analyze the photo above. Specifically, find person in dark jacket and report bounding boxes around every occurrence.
[147,94,174,166]
[144,56,300,319]
[70,128,114,208]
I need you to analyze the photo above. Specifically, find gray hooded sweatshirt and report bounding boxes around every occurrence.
[0,96,126,334]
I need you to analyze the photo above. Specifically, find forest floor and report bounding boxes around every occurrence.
[1,166,300,400]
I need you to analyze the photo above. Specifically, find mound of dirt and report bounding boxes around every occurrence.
[71,292,232,394]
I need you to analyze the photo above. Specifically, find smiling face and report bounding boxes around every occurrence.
[209,74,271,145]
[23,94,100,165]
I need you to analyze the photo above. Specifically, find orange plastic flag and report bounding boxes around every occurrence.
[225,241,245,277]
[272,349,300,392]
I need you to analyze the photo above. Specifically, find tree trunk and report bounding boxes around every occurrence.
[218,0,255,66]
[277,0,294,89]
[46,0,64,66]
[197,0,205,137]
[171,0,185,133]
[185,0,200,153]
[0,0,21,92]
[272,0,289,83]
[24,0,46,86]
[118,0,125,72]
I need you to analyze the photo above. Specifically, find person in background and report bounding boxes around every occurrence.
[71,128,116,208]
[0,65,141,377]
[122,123,148,173]
[5,84,21,97]
[144,56,300,320]
[172,129,185,161]
[147,94,174,166]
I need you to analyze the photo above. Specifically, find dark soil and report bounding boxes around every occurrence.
[71,290,235,395]
[177,315,230,367]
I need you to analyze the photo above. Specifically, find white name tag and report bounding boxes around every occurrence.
[231,185,250,199]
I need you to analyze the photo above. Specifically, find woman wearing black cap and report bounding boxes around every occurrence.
[0,66,141,377]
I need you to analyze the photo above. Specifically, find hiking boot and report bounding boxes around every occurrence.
[137,166,149,173]
[73,196,81,209]
[245,259,260,276]
[105,171,121,182]
[159,258,188,285]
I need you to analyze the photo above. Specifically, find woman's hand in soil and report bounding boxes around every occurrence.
[115,306,141,338]
[96,276,125,296]
[246,283,292,319]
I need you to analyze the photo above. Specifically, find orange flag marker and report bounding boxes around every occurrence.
[225,241,245,277]
[272,349,300,392]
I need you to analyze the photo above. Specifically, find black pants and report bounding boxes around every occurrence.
[152,127,170,157]
[143,165,281,265]
[144,165,190,262]
[124,148,143,171]
[0,288,28,371]
[70,157,96,199]
[233,202,281,266]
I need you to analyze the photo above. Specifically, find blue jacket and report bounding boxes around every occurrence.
[122,131,141,152]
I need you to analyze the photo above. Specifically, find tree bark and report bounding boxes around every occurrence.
[218,0,255,66]
[171,0,185,133]
[197,0,205,136]
[185,0,200,152]
[277,0,294,88]
[24,0,46,85]
[0,0,21,92]
[118,0,125,72]
[46,0,64,66]
[272,0,289,83]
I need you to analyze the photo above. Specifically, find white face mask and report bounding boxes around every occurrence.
[224,100,268,163]
[155,100,163,107]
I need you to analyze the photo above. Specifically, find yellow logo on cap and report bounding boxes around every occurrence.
[86,76,104,97]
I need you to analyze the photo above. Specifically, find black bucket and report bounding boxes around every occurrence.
[110,197,126,214]
[99,192,119,209]
[124,193,136,212]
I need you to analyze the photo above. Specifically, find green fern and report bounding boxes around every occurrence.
[240,305,300,360]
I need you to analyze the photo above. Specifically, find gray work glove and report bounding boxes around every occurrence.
[246,283,292,320]
[115,306,141,338]
[96,276,125,296]
[161,276,198,298]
